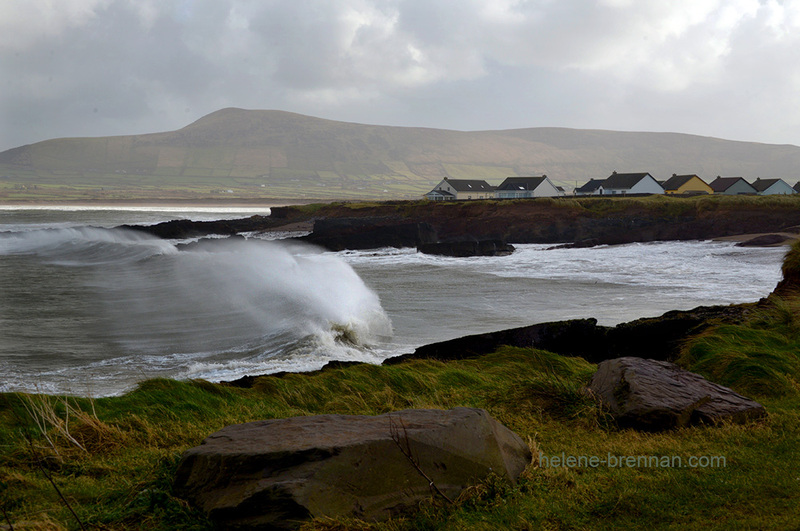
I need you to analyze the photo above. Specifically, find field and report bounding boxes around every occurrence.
[2,244,800,529]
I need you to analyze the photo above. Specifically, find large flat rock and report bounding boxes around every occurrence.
[588,357,767,431]
[173,407,531,529]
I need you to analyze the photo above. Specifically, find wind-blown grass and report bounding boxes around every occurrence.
[1,337,799,529]
[679,296,800,397]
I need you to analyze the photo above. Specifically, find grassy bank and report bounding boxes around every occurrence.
[3,246,800,529]
[2,340,799,529]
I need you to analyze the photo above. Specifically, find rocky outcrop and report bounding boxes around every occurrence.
[121,215,278,239]
[384,305,751,366]
[587,357,767,431]
[417,239,515,257]
[122,198,800,250]
[173,407,531,529]
[296,217,438,251]
[735,234,791,247]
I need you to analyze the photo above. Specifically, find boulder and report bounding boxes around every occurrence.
[173,407,531,529]
[587,357,767,431]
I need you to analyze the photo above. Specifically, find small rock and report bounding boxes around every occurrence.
[587,357,766,431]
[174,407,531,529]
[735,234,790,247]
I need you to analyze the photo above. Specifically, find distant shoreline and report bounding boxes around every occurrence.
[0,198,314,208]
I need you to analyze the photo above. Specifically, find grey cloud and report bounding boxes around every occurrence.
[2,0,800,151]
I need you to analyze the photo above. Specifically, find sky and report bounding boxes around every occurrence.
[2,0,800,152]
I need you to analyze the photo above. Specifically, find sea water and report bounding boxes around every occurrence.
[0,206,786,395]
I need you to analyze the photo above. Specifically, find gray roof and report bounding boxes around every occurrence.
[425,189,454,198]
[443,178,495,192]
[662,174,703,191]
[603,172,655,190]
[496,176,548,191]
[709,176,753,192]
[575,179,604,193]
[751,178,785,192]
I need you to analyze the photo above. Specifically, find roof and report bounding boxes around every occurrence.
[443,178,495,192]
[794,182,800,193]
[751,178,784,192]
[425,189,454,198]
[709,176,751,192]
[603,172,654,190]
[575,179,604,193]
[662,174,701,191]
[496,176,548,191]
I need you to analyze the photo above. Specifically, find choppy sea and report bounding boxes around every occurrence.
[0,205,786,396]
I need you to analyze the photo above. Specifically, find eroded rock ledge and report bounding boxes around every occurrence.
[384,304,753,366]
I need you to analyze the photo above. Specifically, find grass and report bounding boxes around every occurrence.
[1,335,799,529]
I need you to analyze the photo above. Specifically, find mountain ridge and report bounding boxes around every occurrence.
[2,108,800,201]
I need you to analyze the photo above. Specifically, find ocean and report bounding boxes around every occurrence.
[0,206,786,396]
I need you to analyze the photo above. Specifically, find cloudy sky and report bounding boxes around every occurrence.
[2,0,800,151]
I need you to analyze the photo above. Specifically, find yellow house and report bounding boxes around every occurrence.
[661,174,713,195]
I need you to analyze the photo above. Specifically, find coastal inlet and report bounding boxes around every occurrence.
[0,207,787,396]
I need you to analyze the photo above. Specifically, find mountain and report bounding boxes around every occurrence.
[2,107,800,201]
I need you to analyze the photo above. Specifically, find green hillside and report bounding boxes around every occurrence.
[2,108,800,201]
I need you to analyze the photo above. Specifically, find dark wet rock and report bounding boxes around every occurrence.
[121,215,277,239]
[735,234,791,247]
[385,305,750,366]
[173,407,531,529]
[384,319,601,365]
[297,217,438,251]
[548,238,601,249]
[587,357,767,431]
[417,239,515,257]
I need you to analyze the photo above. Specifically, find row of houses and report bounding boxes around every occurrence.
[425,176,566,201]
[425,172,799,201]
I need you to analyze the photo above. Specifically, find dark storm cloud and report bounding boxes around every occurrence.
[2,0,800,151]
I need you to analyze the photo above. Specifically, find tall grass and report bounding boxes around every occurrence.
[1,329,799,528]
[679,296,800,397]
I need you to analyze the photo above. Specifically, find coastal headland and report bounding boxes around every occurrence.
[126,194,800,249]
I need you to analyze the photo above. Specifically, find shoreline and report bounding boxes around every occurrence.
[0,197,318,208]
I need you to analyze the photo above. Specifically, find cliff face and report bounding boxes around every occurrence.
[126,196,800,249]
[272,196,800,247]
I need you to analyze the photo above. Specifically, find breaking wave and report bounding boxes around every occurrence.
[0,227,392,395]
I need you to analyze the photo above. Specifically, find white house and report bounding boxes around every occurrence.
[602,172,664,195]
[425,178,495,200]
[495,176,561,198]
[751,178,796,195]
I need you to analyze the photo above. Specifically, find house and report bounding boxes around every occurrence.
[574,179,605,196]
[794,182,800,193]
[425,178,495,200]
[709,177,756,195]
[495,176,561,198]
[751,178,796,195]
[661,174,713,195]
[602,172,664,195]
